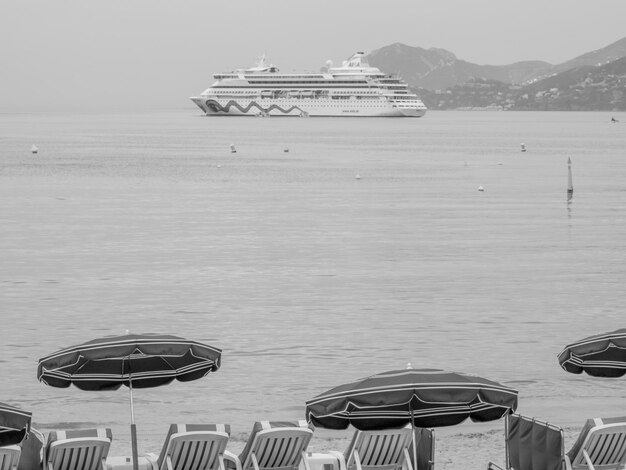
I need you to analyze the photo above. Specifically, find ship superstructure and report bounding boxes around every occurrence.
[190,52,427,117]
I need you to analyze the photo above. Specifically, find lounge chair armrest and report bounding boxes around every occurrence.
[224,450,242,470]
[582,450,596,470]
[144,452,159,470]
[487,462,504,470]
[327,451,347,470]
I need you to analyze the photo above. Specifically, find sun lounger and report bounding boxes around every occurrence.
[564,417,626,470]
[145,424,233,470]
[488,414,626,470]
[0,445,21,470]
[224,421,313,470]
[328,426,418,470]
[45,428,112,470]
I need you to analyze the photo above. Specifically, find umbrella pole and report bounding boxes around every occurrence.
[411,408,417,470]
[129,375,139,470]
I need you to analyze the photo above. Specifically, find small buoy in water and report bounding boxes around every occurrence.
[230,144,237,154]
[478,185,484,192]
[31,145,39,154]
[217,164,222,168]
[355,174,361,180]
[520,143,526,152]
[497,162,503,165]
[283,147,289,153]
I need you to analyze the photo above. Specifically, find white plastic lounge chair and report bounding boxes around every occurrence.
[564,418,626,470]
[329,427,417,470]
[0,445,21,470]
[45,428,112,470]
[488,414,626,470]
[145,424,233,470]
[224,421,313,470]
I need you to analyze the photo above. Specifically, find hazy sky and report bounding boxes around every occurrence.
[2,0,626,112]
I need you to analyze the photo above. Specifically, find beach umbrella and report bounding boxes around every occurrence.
[558,328,626,377]
[305,367,518,466]
[0,402,32,446]
[37,333,221,470]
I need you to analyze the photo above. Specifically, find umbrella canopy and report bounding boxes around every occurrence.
[37,333,221,389]
[37,333,221,470]
[0,402,32,446]
[558,328,626,378]
[305,368,518,430]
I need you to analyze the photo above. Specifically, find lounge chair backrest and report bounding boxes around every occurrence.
[568,422,626,470]
[158,424,230,470]
[46,428,112,470]
[345,427,414,470]
[239,421,313,470]
[0,445,21,470]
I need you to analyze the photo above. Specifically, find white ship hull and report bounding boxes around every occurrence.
[190,97,426,117]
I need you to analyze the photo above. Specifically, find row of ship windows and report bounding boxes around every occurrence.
[247,80,368,85]
[246,75,326,79]
[212,95,384,100]
[214,75,393,81]
[209,90,409,95]
[214,86,377,90]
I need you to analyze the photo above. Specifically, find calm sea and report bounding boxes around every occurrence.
[1,110,626,458]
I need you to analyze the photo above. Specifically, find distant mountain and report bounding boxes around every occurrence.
[367,37,626,91]
[551,37,626,75]
[419,56,626,111]
[367,43,551,90]
[518,56,626,110]
[366,37,626,111]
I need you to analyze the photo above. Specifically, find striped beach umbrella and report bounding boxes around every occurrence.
[305,367,518,430]
[37,333,221,470]
[558,328,626,377]
[0,402,32,446]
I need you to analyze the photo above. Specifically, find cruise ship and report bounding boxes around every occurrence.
[190,52,427,117]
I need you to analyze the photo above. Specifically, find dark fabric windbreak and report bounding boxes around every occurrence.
[0,402,32,446]
[18,428,43,470]
[37,333,221,390]
[306,369,518,430]
[558,329,626,377]
[506,415,563,470]
[410,428,434,470]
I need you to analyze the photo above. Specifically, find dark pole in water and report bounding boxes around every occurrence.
[567,157,574,196]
